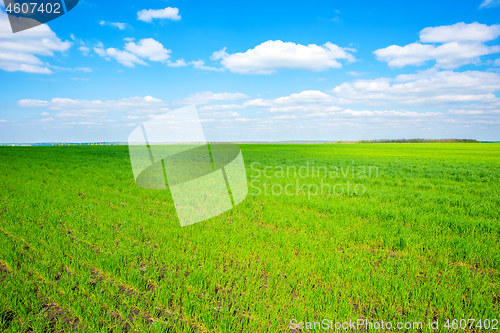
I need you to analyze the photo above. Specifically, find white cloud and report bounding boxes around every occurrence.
[75,67,92,72]
[479,0,500,8]
[175,92,249,105]
[375,42,500,69]
[304,112,328,118]
[93,45,106,57]
[198,110,242,118]
[99,20,127,30]
[17,96,167,128]
[0,11,71,74]
[338,109,442,117]
[167,59,187,67]
[243,90,344,114]
[448,108,500,115]
[420,22,500,43]
[199,104,246,111]
[123,37,135,42]
[125,38,170,62]
[326,106,343,112]
[332,70,500,106]
[103,47,148,67]
[245,90,333,108]
[346,71,369,76]
[94,39,171,66]
[190,60,224,72]
[110,22,126,30]
[45,65,92,73]
[393,67,439,82]
[94,42,148,67]
[448,105,500,120]
[19,99,48,107]
[494,58,500,66]
[273,115,298,120]
[19,96,165,113]
[374,23,500,69]
[78,46,90,56]
[211,40,356,74]
[225,118,260,123]
[137,7,181,22]
[123,115,143,120]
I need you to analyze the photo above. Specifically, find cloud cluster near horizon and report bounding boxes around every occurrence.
[374,22,500,69]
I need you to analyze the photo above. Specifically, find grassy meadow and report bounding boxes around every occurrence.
[0,143,499,332]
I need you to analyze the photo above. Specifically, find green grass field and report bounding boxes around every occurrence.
[0,143,499,332]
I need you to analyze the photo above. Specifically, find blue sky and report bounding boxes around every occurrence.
[1,0,500,142]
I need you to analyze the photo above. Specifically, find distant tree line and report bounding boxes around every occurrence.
[357,138,479,143]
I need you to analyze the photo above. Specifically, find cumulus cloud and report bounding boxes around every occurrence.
[198,110,242,118]
[223,117,260,123]
[346,71,369,76]
[14,96,167,130]
[479,0,500,8]
[167,59,187,67]
[0,11,71,74]
[190,60,224,72]
[420,22,500,43]
[93,38,224,72]
[273,115,298,120]
[78,46,90,56]
[94,44,148,68]
[19,96,164,109]
[94,38,171,67]
[375,42,500,69]
[137,7,181,22]
[99,21,127,30]
[167,59,221,70]
[125,38,171,62]
[211,40,356,74]
[18,96,167,121]
[198,104,246,111]
[338,109,441,117]
[239,91,348,116]
[332,70,500,106]
[374,22,500,69]
[244,90,339,113]
[175,92,249,105]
